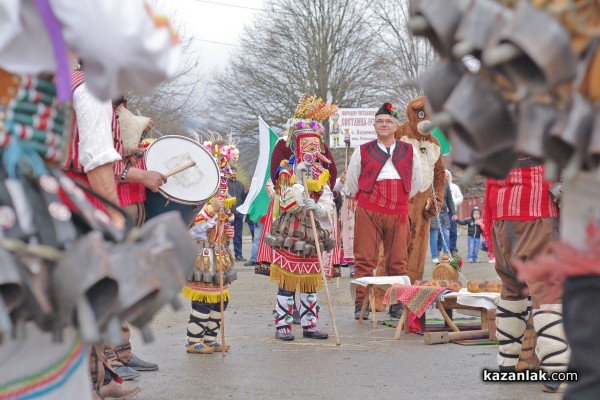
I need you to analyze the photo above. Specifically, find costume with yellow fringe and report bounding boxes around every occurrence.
[264,95,339,340]
[184,136,239,353]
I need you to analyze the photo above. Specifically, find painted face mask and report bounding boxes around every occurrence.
[297,134,321,165]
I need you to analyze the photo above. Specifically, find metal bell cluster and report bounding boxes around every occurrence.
[0,171,197,346]
[411,0,597,182]
[264,211,335,257]
[190,242,238,285]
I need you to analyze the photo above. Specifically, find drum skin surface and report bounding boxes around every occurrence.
[145,135,219,205]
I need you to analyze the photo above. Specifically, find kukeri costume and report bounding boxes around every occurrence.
[256,137,338,276]
[184,138,239,354]
[262,96,339,341]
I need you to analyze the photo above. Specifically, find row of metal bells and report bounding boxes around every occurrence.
[2,211,196,345]
[412,0,586,180]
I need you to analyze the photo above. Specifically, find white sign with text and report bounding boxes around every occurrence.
[329,108,378,148]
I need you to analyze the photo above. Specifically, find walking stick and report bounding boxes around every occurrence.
[338,133,351,289]
[344,133,350,170]
[217,212,226,356]
[302,172,341,346]
[212,141,227,356]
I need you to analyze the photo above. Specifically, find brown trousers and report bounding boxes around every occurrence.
[104,324,133,366]
[353,206,410,305]
[492,218,560,307]
[103,202,144,368]
[89,345,109,391]
[92,203,144,382]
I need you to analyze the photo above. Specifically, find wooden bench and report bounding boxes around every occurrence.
[388,290,497,343]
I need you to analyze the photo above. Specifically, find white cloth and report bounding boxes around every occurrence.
[332,177,344,192]
[345,140,423,198]
[291,183,334,231]
[188,218,217,241]
[0,0,181,100]
[449,182,463,207]
[0,324,92,400]
[72,83,121,172]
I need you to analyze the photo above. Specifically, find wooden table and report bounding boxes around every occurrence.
[351,276,412,327]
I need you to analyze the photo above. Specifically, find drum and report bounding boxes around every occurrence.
[144,135,220,226]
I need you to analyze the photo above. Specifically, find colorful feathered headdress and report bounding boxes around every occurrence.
[200,130,239,168]
[287,94,338,141]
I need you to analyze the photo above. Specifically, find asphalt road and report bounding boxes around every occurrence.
[129,231,561,400]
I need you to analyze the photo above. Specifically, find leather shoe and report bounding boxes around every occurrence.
[302,329,328,339]
[275,330,295,341]
[354,304,369,320]
[235,256,246,261]
[122,353,158,371]
[112,365,140,381]
[243,260,256,266]
[98,379,141,399]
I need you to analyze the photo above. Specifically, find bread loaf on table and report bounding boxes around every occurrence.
[413,279,462,292]
[467,279,503,293]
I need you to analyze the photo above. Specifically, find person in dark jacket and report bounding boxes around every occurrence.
[456,206,483,263]
[429,180,456,262]
[226,166,247,261]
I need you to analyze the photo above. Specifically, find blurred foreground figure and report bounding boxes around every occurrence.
[0,0,180,398]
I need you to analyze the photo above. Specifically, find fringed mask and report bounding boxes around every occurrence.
[296,133,321,165]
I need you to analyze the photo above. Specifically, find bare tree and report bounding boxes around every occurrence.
[203,0,384,143]
[126,2,207,138]
[368,0,436,113]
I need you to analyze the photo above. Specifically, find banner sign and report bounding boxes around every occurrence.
[329,108,378,148]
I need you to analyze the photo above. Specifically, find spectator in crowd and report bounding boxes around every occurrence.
[227,166,247,261]
[456,206,483,263]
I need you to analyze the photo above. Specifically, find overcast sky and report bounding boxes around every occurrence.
[156,0,265,72]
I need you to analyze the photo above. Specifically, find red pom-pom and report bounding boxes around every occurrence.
[386,103,393,110]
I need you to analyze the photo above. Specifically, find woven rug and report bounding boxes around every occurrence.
[384,284,453,318]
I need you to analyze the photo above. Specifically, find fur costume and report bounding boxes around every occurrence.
[395,96,446,283]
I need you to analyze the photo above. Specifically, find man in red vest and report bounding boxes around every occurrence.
[345,103,423,319]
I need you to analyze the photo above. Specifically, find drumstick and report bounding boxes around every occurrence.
[165,161,196,177]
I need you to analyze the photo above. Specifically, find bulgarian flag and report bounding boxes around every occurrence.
[237,116,278,222]
[432,127,451,155]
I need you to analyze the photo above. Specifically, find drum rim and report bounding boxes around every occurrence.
[145,135,220,205]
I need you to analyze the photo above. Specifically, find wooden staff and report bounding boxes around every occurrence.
[302,172,341,345]
[344,133,350,170]
[424,329,490,345]
[338,134,351,289]
[213,141,226,356]
[217,211,226,356]
[165,161,196,178]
